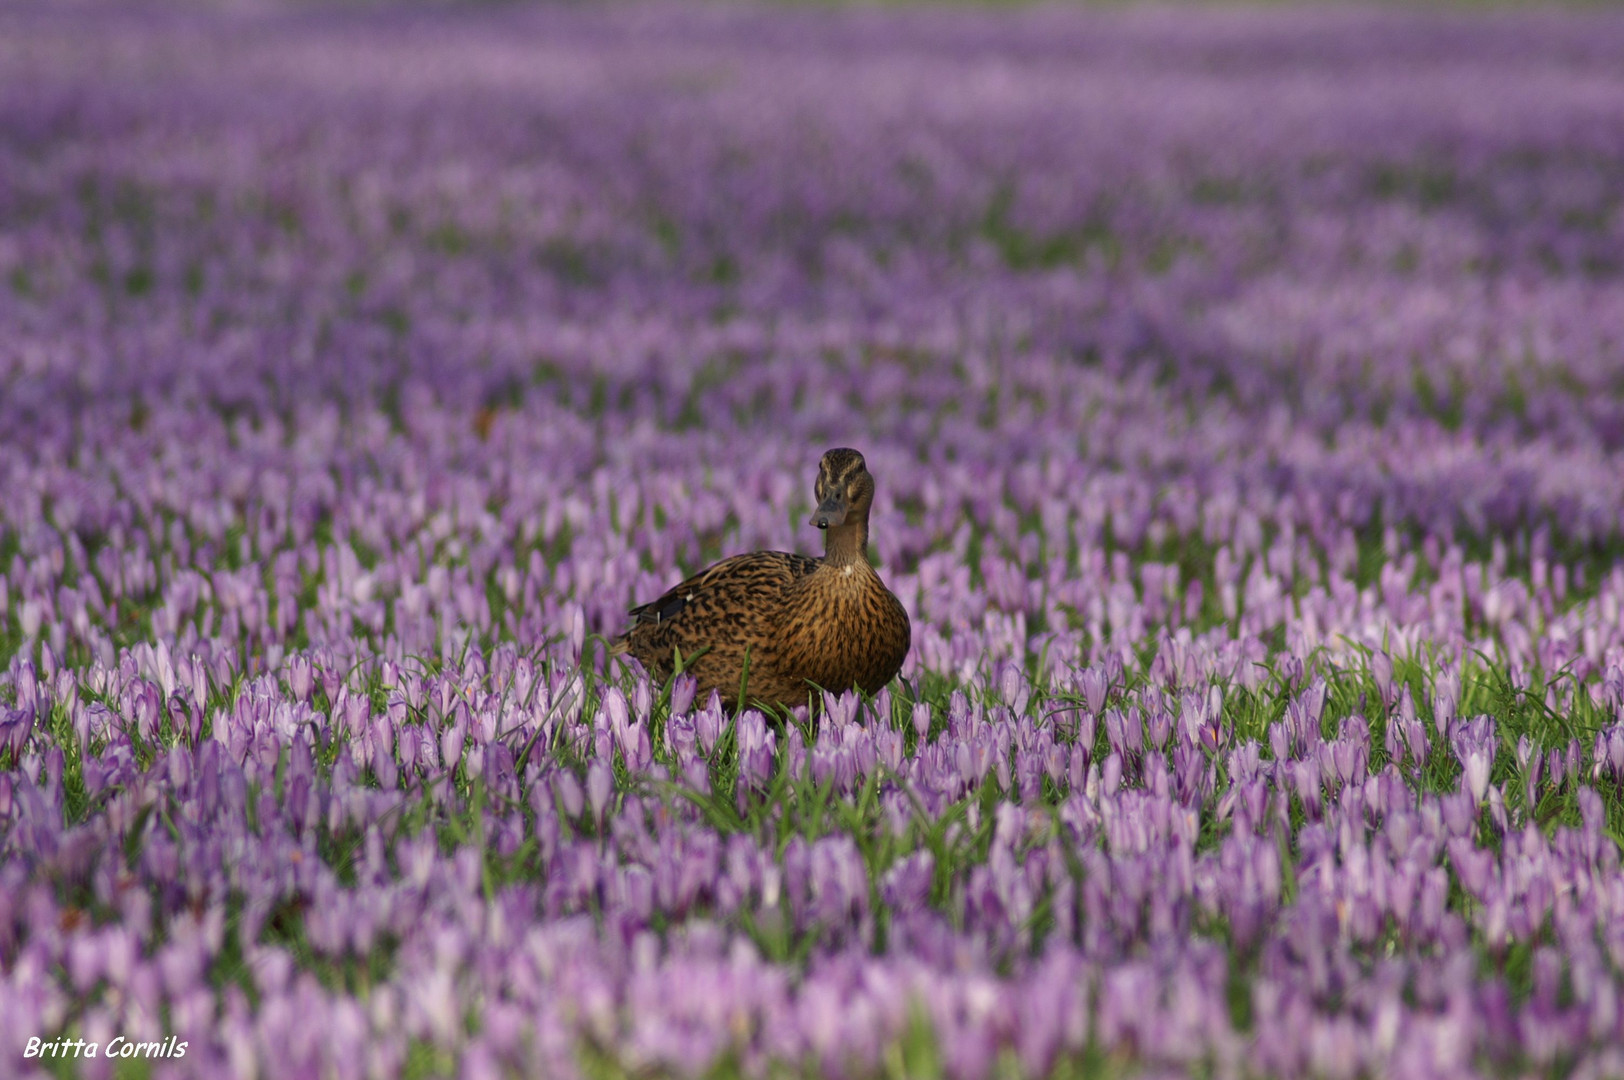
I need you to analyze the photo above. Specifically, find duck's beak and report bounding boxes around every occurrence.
[811,492,849,529]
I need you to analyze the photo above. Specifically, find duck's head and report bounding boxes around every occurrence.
[811,447,874,529]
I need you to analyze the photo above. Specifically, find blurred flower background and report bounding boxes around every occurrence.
[5,2,1624,1077]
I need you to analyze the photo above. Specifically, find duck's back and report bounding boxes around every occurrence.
[618,550,819,702]
[618,551,910,709]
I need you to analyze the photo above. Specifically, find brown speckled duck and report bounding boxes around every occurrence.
[614,448,910,710]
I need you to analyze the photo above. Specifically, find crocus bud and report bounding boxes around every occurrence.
[586,760,613,824]
[912,702,932,743]
[1464,750,1491,805]
[554,770,584,819]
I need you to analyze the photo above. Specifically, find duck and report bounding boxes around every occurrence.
[614,448,911,711]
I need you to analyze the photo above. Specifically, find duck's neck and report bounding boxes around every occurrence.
[823,518,870,567]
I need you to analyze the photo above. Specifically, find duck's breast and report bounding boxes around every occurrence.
[778,566,910,695]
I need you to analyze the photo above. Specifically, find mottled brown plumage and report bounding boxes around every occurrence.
[614,449,911,710]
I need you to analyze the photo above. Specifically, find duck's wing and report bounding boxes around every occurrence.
[625,550,820,628]
[615,550,821,703]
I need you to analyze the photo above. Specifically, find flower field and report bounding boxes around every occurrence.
[7,3,1624,1077]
